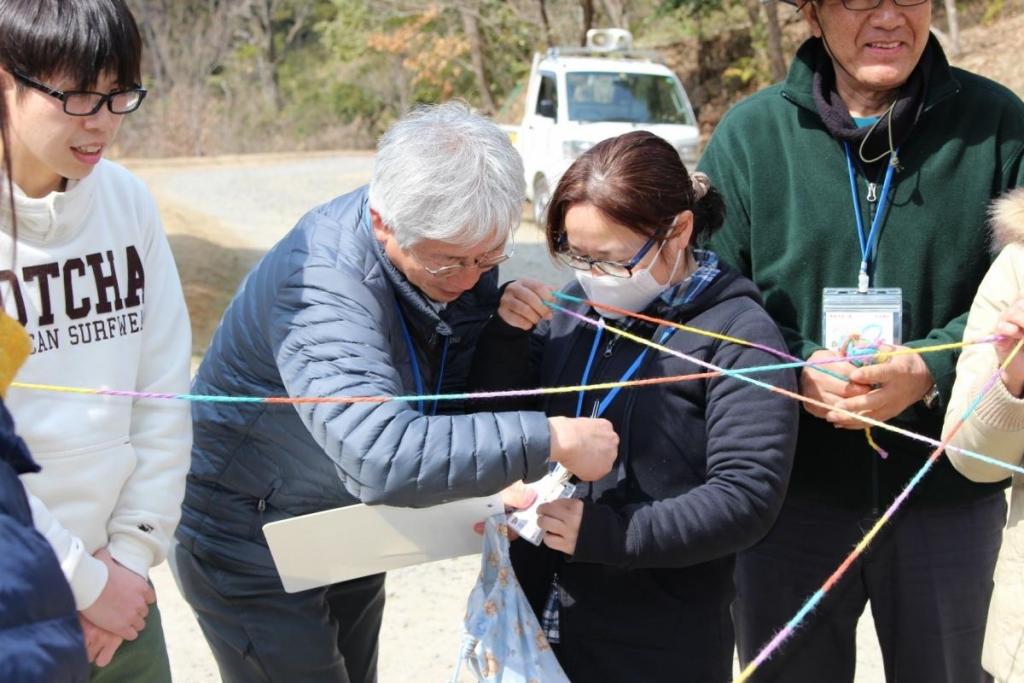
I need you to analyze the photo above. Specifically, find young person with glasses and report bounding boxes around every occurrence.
[698,0,1024,680]
[0,1,191,680]
[468,131,799,682]
[171,102,620,683]
[0,43,90,683]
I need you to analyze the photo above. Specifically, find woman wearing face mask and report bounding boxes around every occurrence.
[469,131,799,682]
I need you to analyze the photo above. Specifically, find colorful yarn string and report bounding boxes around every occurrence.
[11,291,1023,678]
[8,328,1018,477]
[6,351,947,406]
[551,290,992,371]
[545,298,1024,673]
[553,291,846,382]
[545,303,1023,476]
[551,292,998,462]
[733,336,1024,682]
[836,333,891,459]
[544,296,1024,673]
[5,355,850,406]
[838,333,883,368]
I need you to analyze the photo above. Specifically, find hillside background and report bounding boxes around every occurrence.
[119,0,1024,159]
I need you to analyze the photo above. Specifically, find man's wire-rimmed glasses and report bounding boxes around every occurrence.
[12,70,147,116]
[841,0,928,9]
[409,233,516,278]
[797,0,929,10]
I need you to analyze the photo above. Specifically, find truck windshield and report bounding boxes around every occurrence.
[565,72,693,125]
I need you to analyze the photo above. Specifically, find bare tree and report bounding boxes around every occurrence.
[507,0,598,50]
[763,0,787,82]
[129,0,244,155]
[459,2,497,113]
[741,0,786,83]
[246,0,314,110]
[132,0,238,90]
[944,0,961,56]
[579,0,595,45]
[537,0,555,47]
[601,0,627,28]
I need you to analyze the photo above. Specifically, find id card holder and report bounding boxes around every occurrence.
[507,464,577,546]
[822,288,902,351]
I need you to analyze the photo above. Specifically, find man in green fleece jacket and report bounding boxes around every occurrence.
[700,1,1024,681]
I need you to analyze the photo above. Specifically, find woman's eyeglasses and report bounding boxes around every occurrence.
[555,235,657,278]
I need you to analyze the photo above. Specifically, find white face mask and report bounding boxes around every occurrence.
[574,242,683,319]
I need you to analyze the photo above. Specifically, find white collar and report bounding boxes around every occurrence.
[1,165,99,245]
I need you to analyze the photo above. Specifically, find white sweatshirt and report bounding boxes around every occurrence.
[0,159,192,610]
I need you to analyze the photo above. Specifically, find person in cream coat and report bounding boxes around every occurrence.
[946,187,1024,682]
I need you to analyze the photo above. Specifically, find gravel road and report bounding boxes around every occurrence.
[133,152,888,683]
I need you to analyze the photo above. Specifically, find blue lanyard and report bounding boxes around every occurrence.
[394,299,449,416]
[575,323,677,418]
[844,142,897,293]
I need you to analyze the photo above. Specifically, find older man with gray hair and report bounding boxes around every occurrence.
[171,102,619,683]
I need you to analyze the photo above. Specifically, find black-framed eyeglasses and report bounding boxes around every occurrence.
[803,0,929,10]
[408,233,516,279]
[556,235,657,278]
[12,70,147,116]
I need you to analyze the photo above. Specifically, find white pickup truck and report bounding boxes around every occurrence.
[511,29,701,224]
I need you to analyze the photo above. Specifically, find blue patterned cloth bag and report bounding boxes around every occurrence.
[453,516,570,683]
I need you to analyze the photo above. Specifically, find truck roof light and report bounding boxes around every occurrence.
[586,29,633,52]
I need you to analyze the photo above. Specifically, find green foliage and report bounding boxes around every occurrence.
[981,0,1007,23]
[317,0,374,63]
[478,1,536,101]
[125,0,775,154]
[646,0,755,40]
[143,0,1013,155]
[722,55,763,88]
[280,48,384,130]
[657,0,727,17]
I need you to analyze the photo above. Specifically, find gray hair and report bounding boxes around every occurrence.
[368,101,525,249]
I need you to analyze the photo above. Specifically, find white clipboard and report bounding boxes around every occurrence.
[263,495,503,593]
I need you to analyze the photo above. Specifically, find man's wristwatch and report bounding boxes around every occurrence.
[921,383,940,409]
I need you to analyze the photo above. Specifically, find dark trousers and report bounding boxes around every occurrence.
[170,543,386,683]
[550,598,734,683]
[734,494,1006,683]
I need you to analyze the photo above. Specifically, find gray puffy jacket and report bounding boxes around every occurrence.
[177,187,550,575]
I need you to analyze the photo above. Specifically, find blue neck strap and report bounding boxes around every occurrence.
[394,299,448,416]
[575,322,676,418]
[844,142,897,292]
